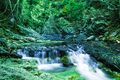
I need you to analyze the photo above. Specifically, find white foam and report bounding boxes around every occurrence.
[17,49,63,71]
[37,63,63,71]
[68,47,111,80]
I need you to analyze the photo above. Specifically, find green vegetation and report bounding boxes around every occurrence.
[0,57,120,80]
[0,58,85,80]
[49,67,85,80]
[0,0,120,80]
[0,0,119,42]
[0,0,119,54]
[60,56,70,66]
[99,62,120,80]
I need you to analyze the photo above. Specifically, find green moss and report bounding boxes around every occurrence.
[60,56,70,66]
[48,67,85,80]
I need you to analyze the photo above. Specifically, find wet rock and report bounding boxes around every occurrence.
[60,56,70,67]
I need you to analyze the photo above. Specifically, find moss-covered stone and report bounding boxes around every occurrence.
[60,56,70,67]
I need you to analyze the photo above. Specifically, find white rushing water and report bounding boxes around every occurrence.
[17,49,33,60]
[68,46,111,80]
[35,50,63,71]
[17,49,63,71]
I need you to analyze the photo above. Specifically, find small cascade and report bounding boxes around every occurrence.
[35,48,63,71]
[68,46,111,80]
[17,47,64,71]
[17,49,33,60]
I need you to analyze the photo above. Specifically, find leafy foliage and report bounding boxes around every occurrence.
[0,0,120,80]
[0,0,120,52]
[0,0,119,40]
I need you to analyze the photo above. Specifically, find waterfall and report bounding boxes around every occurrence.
[36,49,63,71]
[68,46,111,80]
[17,47,63,71]
[17,49,33,60]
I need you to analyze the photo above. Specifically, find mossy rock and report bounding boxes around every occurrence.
[61,56,70,67]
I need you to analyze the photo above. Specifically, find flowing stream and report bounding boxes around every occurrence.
[17,46,111,80]
[68,46,111,80]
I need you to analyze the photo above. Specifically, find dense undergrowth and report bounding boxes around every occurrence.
[0,0,120,40]
[0,0,120,80]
